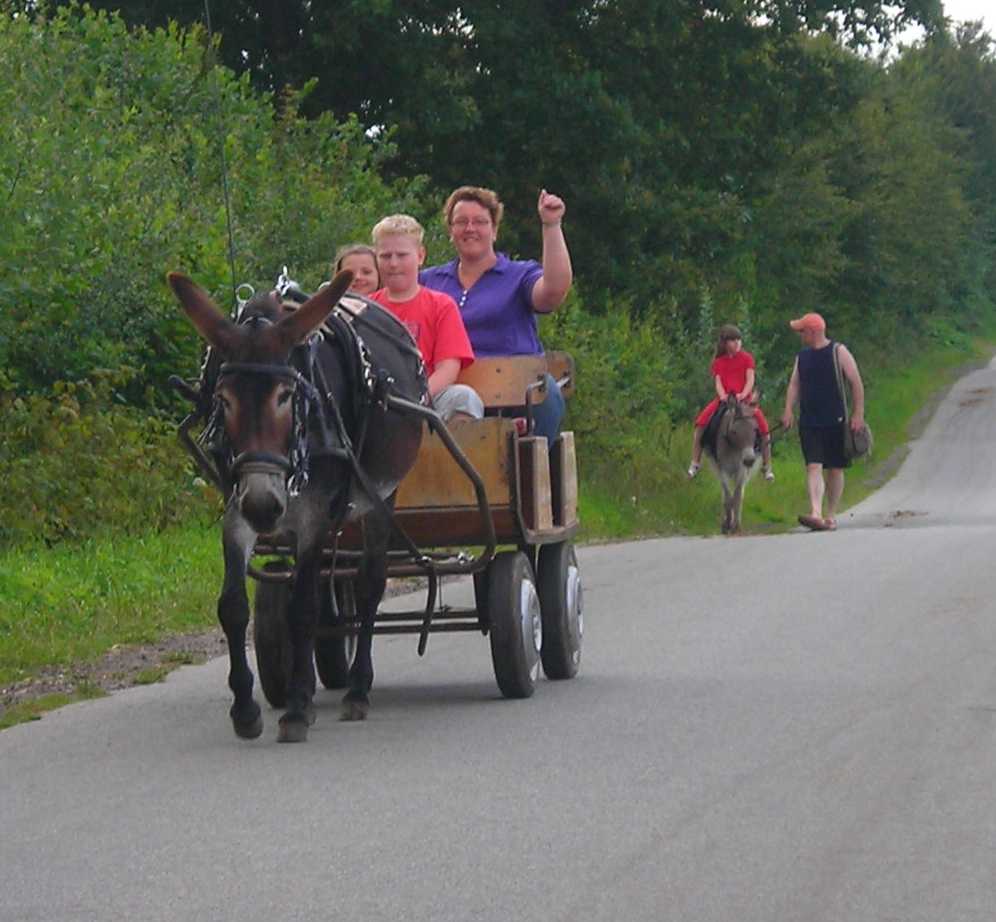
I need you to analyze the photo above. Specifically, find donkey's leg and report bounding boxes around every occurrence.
[342,510,391,722]
[720,474,735,534]
[277,528,324,744]
[731,477,746,534]
[218,509,263,739]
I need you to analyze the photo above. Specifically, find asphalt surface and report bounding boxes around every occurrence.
[4,361,996,922]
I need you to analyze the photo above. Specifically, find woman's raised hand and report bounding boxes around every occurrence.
[538,189,566,226]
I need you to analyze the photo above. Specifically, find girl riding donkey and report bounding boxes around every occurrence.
[688,324,774,481]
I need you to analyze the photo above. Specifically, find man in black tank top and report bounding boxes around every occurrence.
[780,312,865,531]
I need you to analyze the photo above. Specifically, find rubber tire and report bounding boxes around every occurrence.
[315,578,356,690]
[253,573,291,709]
[537,542,583,680]
[488,551,542,699]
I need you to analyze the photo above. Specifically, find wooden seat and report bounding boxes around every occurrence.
[456,351,576,410]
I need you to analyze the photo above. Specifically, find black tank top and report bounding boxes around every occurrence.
[798,341,845,428]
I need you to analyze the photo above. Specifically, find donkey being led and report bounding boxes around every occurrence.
[703,395,760,534]
[168,270,428,742]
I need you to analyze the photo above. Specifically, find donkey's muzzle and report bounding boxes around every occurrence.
[234,457,290,533]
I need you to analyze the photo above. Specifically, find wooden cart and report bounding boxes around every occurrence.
[250,351,583,701]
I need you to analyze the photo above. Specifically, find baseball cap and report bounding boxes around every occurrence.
[789,312,826,333]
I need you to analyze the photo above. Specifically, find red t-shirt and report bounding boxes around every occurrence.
[710,350,755,394]
[370,286,475,375]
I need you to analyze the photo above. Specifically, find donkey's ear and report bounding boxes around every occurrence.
[167,272,241,354]
[272,270,354,350]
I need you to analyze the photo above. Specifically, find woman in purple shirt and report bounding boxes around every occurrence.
[420,185,574,444]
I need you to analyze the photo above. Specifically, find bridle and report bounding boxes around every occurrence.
[208,313,324,496]
[217,359,321,488]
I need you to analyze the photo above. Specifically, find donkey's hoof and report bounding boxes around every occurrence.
[277,714,310,743]
[340,692,369,722]
[231,702,263,740]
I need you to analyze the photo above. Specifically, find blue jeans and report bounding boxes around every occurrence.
[531,373,565,446]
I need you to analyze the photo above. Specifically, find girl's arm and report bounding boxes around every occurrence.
[738,368,756,401]
[714,374,727,400]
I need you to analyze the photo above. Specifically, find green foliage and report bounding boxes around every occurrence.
[542,294,675,502]
[0,371,218,546]
[0,4,428,400]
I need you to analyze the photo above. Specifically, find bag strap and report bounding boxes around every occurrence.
[832,342,850,424]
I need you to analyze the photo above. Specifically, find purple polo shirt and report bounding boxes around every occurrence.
[420,253,544,356]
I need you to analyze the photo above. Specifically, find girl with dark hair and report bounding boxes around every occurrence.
[688,325,773,481]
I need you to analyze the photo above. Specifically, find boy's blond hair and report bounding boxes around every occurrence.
[371,214,424,246]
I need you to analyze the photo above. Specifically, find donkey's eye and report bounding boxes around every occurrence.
[277,389,295,406]
[217,395,231,411]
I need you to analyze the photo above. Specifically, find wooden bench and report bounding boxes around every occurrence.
[455,350,576,409]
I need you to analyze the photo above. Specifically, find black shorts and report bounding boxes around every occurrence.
[800,425,851,469]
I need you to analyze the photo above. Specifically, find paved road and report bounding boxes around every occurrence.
[4,361,996,922]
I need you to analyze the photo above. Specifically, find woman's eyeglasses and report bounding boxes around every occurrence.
[451,217,491,229]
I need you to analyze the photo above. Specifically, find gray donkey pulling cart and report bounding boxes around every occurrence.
[178,343,584,703]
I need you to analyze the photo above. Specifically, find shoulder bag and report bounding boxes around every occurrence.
[832,343,872,460]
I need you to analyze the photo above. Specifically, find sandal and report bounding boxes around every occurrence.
[798,514,829,531]
[824,517,837,531]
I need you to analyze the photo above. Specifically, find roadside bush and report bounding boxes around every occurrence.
[541,295,675,499]
[0,4,432,403]
[0,372,217,547]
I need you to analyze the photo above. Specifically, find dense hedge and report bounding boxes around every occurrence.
[0,372,216,546]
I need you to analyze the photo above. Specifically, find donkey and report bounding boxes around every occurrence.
[703,395,760,534]
[168,270,427,742]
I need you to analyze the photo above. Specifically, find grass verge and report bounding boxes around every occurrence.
[0,524,222,689]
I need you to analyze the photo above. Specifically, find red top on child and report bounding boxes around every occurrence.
[712,350,755,395]
[370,286,474,376]
[695,348,770,435]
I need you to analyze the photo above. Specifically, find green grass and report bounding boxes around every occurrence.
[578,333,996,540]
[0,524,223,687]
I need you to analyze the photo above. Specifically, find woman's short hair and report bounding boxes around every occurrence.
[371,214,425,245]
[443,186,504,230]
[332,243,377,274]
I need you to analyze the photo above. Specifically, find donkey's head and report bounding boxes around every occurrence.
[168,270,353,533]
[719,395,758,470]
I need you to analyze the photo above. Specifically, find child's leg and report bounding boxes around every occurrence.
[691,425,704,464]
[688,426,705,477]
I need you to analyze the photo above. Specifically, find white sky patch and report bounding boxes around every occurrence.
[941,0,996,34]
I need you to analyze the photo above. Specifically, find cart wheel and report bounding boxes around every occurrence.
[488,551,542,699]
[253,568,291,709]
[537,542,583,679]
[315,578,357,690]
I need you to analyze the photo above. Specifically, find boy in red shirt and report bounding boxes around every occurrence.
[688,324,773,480]
[370,215,483,421]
